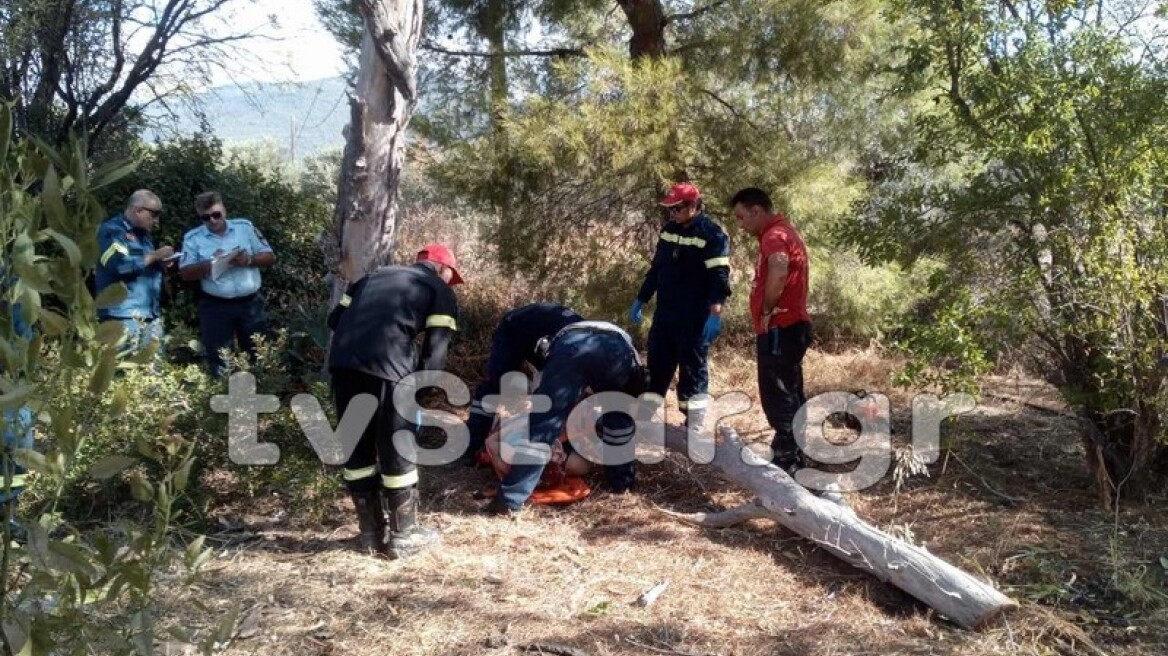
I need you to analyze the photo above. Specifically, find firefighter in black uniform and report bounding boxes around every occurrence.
[630,182,731,430]
[327,243,463,559]
[464,302,584,465]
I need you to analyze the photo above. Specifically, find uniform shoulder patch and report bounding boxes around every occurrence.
[233,219,270,247]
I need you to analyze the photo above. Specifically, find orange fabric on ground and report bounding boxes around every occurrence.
[482,429,592,505]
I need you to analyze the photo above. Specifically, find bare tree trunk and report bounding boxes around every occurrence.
[485,0,513,227]
[616,0,666,60]
[613,0,680,211]
[328,0,424,308]
[662,425,1018,630]
[1081,398,1167,509]
[485,0,508,132]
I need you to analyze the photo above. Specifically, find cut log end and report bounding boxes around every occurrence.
[969,601,1021,631]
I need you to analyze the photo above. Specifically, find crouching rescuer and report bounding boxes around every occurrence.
[327,244,463,558]
[464,302,584,466]
[486,321,649,515]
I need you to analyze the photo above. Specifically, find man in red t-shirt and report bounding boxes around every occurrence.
[731,187,812,473]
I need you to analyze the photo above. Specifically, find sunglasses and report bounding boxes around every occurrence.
[200,210,224,222]
[137,206,162,217]
[667,203,691,214]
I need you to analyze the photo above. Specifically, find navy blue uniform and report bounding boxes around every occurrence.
[328,264,458,493]
[495,322,642,510]
[635,213,731,419]
[466,302,583,456]
[95,215,165,353]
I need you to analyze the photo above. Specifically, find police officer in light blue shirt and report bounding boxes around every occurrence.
[179,191,276,377]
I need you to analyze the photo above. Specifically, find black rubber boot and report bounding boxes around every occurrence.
[350,489,387,555]
[603,462,636,494]
[384,487,441,560]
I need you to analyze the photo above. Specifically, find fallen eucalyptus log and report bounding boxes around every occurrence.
[661,425,1017,629]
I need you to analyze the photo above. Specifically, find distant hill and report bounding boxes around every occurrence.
[143,76,350,160]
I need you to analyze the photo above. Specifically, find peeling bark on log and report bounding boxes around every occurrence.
[662,425,1017,630]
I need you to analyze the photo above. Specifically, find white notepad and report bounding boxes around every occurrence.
[210,248,242,281]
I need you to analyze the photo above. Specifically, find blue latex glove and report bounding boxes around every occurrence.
[702,313,722,344]
[629,299,645,325]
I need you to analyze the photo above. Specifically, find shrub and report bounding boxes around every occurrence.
[1,105,210,655]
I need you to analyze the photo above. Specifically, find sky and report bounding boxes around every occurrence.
[206,0,347,87]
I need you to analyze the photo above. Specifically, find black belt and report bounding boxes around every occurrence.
[200,291,259,305]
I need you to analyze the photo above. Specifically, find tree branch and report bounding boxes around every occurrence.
[31,0,78,133]
[160,32,266,60]
[699,88,762,133]
[420,40,586,59]
[666,39,716,56]
[664,0,729,25]
[999,0,1022,22]
[84,0,129,114]
[87,0,190,143]
[943,39,990,141]
[88,0,246,144]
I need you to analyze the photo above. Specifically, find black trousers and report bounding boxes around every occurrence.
[756,322,812,459]
[646,315,710,413]
[332,368,417,493]
[199,293,269,377]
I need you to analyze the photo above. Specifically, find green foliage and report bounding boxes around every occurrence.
[811,250,938,345]
[28,323,338,524]
[419,1,911,339]
[1106,531,1168,611]
[55,360,213,505]
[177,331,337,518]
[1002,532,1168,614]
[890,287,999,396]
[0,103,209,655]
[434,48,685,284]
[843,0,1168,497]
[1002,546,1079,606]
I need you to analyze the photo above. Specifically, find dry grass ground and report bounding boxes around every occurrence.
[155,348,1168,656]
